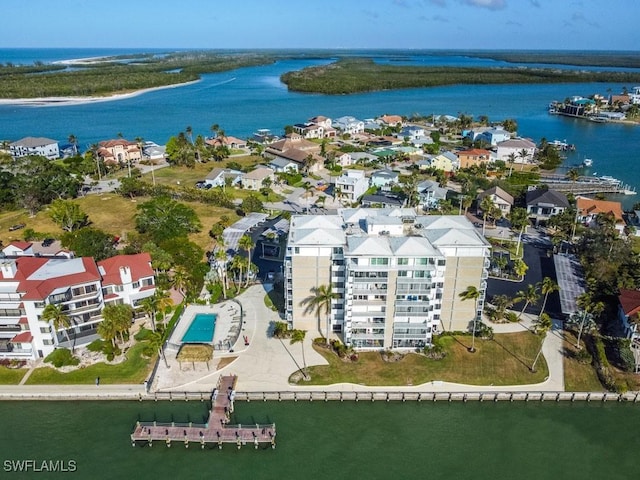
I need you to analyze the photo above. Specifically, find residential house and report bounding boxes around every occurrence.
[292,123,326,139]
[205,136,248,149]
[242,167,275,191]
[456,149,493,169]
[576,196,625,235]
[370,169,399,191]
[525,189,569,225]
[333,152,352,168]
[466,127,511,146]
[332,116,365,135]
[2,242,34,257]
[0,253,155,359]
[378,115,403,128]
[496,138,537,164]
[361,193,403,208]
[417,180,449,211]
[350,152,379,165]
[398,125,426,141]
[264,133,322,173]
[335,170,369,203]
[363,118,381,131]
[9,137,59,160]
[269,157,299,173]
[204,167,242,188]
[617,289,640,341]
[284,209,490,350]
[142,141,166,162]
[96,139,142,167]
[430,151,459,173]
[477,186,514,216]
[308,115,335,133]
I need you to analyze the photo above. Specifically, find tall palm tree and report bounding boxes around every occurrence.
[300,284,339,345]
[514,284,539,321]
[148,330,169,369]
[172,266,190,302]
[508,207,529,256]
[538,277,559,316]
[290,329,308,380]
[97,317,118,349]
[215,248,228,299]
[459,285,481,352]
[42,303,72,347]
[479,195,495,236]
[531,313,552,372]
[238,234,255,287]
[567,168,580,193]
[506,152,517,177]
[575,292,604,349]
[154,289,174,326]
[518,148,529,171]
[68,134,78,156]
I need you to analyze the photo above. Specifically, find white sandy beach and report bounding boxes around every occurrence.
[0,79,200,107]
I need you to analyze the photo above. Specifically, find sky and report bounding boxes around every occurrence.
[2,0,639,51]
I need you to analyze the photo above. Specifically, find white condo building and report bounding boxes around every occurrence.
[284,208,490,350]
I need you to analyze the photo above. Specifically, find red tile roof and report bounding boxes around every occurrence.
[18,317,29,324]
[7,241,33,251]
[619,289,640,317]
[98,253,154,287]
[577,197,624,223]
[11,332,33,343]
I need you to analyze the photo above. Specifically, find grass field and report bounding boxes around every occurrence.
[25,343,152,385]
[301,332,548,386]
[562,331,604,392]
[0,366,28,385]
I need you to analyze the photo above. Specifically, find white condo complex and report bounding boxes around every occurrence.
[285,208,491,350]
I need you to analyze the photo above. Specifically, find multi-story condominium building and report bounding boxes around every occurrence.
[9,137,60,160]
[284,208,490,350]
[0,253,155,359]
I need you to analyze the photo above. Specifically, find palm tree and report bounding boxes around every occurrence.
[514,284,539,321]
[459,285,481,352]
[300,284,339,345]
[238,234,255,287]
[148,330,169,369]
[538,277,559,316]
[215,248,228,299]
[289,329,309,380]
[172,266,190,301]
[97,317,118,349]
[42,303,72,347]
[139,291,172,331]
[508,207,529,256]
[479,195,495,236]
[68,134,78,156]
[531,313,552,372]
[506,152,517,177]
[512,258,528,280]
[518,148,529,171]
[575,292,604,349]
[567,168,580,193]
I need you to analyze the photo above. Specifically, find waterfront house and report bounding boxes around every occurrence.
[205,136,247,149]
[370,169,399,190]
[9,137,59,160]
[496,138,537,164]
[332,116,365,135]
[335,170,369,203]
[456,148,493,169]
[466,127,511,147]
[378,115,403,128]
[525,188,569,226]
[477,186,514,216]
[576,196,625,235]
[142,141,167,162]
[0,253,155,359]
[617,289,640,342]
[205,167,242,188]
[242,167,275,191]
[96,139,142,167]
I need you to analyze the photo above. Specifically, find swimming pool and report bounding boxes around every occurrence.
[181,313,217,343]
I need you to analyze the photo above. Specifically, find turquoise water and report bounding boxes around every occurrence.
[0,400,637,480]
[181,314,216,343]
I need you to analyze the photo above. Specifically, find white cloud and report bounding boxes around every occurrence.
[460,0,507,10]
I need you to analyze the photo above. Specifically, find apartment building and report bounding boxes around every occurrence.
[0,253,155,359]
[284,208,490,350]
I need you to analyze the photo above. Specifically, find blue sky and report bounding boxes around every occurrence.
[3,0,638,50]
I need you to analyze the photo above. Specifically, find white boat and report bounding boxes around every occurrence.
[582,158,593,167]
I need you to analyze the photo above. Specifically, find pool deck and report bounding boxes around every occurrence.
[167,303,242,351]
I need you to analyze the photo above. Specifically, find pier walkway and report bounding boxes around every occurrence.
[130,375,276,449]
[539,174,635,196]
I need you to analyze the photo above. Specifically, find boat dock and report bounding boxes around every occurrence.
[539,174,636,196]
[130,375,276,450]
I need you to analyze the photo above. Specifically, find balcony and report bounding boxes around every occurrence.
[349,310,386,317]
[350,332,385,341]
[351,321,385,329]
[0,325,22,333]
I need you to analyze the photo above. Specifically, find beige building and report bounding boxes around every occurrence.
[285,209,490,350]
[97,139,142,166]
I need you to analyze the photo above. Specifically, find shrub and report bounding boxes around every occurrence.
[575,347,592,364]
[86,340,105,352]
[207,282,223,304]
[44,348,80,368]
[134,328,153,342]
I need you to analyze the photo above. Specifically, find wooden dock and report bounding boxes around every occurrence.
[130,375,276,450]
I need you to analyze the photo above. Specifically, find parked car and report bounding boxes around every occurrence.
[8,223,25,231]
[41,238,55,247]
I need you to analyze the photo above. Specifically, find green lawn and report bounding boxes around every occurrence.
[300,332,548,386]
[0,366,28,385]
[26,343,153,385]
[562,331,604,392]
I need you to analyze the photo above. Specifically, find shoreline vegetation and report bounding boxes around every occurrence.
[2,50,640,101]
[280,58,640,95]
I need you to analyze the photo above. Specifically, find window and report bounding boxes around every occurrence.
[437,259,446,266]
[333,247,343,255]
[416,258,428,265]
[370,258,389,266]
[398,271,408,277]
[40,327,51,334]
[397,258,409,265]
[142,278,154,287]
[42,339,54,345]
[34,301,45,308]
[132,281,140,289]
[414,271,427,278]
[294,247,300,254]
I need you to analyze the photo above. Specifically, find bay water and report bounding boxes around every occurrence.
[0,399,637,480]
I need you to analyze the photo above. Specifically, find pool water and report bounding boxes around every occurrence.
[181,313,217,343]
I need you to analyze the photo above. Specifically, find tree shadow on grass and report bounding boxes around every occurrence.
[490,337,534,371]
